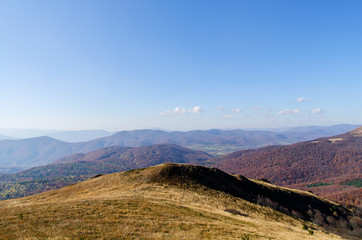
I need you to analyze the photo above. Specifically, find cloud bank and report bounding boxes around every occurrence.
[232,108,242,113]
[297,97,307,102]
[277,109,301,115]
[159,106,203,116]
[222,114,235,119]
[311,108,322,114]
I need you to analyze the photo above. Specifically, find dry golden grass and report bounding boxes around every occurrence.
[328,138,344,143]
[0,164,347,240]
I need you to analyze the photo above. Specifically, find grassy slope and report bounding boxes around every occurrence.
[0,163,356,240]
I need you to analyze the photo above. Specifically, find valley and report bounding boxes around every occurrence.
[0,124,358,172]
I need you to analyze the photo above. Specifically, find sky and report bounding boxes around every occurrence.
[0,0,361,131]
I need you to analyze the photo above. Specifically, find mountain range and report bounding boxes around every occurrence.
[0,163,360,239]
[1,127,361,208]
[0,124,359,172]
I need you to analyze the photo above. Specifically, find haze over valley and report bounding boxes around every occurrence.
[0,124,359,172]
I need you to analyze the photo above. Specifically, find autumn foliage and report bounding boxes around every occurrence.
[213,131,362,206]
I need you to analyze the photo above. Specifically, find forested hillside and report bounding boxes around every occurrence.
[213,127,362,206]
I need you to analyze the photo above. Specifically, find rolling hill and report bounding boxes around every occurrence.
[0,144,211,200]
[0,137,85,170]
[0,124,358,171]
[0,129,113,141]
[0,163,360,239]
[53,143,211,166]
[212,126,362,206]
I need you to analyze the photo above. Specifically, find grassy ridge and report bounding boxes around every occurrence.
[0,181,344,239]
[0,163,360,239]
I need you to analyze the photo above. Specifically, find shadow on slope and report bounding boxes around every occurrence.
[140,163,361,239]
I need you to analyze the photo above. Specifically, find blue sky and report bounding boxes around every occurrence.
[0,0,361,131]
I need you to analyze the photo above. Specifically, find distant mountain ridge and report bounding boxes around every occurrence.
[0,124,359,171]
[0,137,85,169]
[0,129,113,141]
[83,124,360,149]
[0,135,16,140]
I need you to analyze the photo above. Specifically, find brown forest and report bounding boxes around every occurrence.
[213,129,362,206]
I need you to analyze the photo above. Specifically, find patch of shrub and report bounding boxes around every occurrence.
[257,178,270,183]
[241,233,251,240]
[340,179,362,188]
[224,208,248,217]
[306,182,332,188]
[91,174,103,179]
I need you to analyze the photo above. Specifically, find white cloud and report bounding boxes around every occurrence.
[222,114,235,119]
[159,110,172,116]
[174,107,187,114]
[232,108,242,113]
[296,97,309,103]
[159,106,203,116]
[297,97,305,102]
[190,106,203,114]
[277,109,301,115]
[311,108,322,114]
[250,106,263,111]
